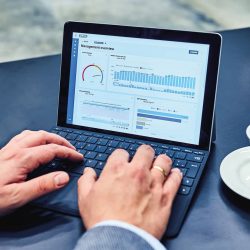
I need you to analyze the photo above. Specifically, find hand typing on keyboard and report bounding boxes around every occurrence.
[78,144,182,240]
[0,130,83,215]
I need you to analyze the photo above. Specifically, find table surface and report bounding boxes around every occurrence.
[0,28,250,250]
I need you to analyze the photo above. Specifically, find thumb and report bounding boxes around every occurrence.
[19,171,70,204]
[77,167,97,202]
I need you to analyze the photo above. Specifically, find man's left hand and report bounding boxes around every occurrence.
[0,130,83,215]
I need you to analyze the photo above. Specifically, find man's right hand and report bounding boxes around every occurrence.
[78,145,182,240]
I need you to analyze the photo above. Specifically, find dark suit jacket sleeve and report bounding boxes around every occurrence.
[74,225,161,250]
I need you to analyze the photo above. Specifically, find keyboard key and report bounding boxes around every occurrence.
[66,133,78,140]
[96,161,105,170]
[129,144,139,151]
[72,130,82,135]
[53,127,62,131]
[116,137,125,141]
[85,159,97,168]
[186,165,199,178]
[106,147,116,154]
[85,151,97,159]
[194,151,205,155]
[87,137,98,144]
[118,142,129,150]
[183,149,193,153]
[96,153,108,161]
[161,145,169,149]
[51,130,58,134]
[186,154,203,163]
[155,148,163,155]
[77,149,86,155]
[186,162,200,169]
[75,142,86,149]
[182,177,194,187]
[76,135,88,142]
[97,139,108,146]
[95,134,103,138]
[163,150,174,158]
[171,147,181,151]
[64,128,73,133]
[150,143,158,147]
[174,152,187,160]
[125,139,135,143]
[48,161,60,169]
[95,145,107,153]
[108,140,119,147]
[83,131,93,136]
[178,186,191,195]
[67,140,76,146]
[174,160,186,168]
[137,141,145,145]
[85,144,96,151]
[103,135,114,140]
[179,168,187,176]
[58,131,67,137]
[59,162,69,171]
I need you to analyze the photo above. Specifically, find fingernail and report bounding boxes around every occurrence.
[54,172,69,187]
[83,167,90,174]
[172,168,183,176]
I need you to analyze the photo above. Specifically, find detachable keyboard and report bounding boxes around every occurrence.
[34,126,207,196]
[28,126,209,237]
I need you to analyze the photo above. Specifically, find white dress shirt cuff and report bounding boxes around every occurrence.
[94,220,166,250]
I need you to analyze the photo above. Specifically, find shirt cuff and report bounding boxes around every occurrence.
[94,220,166,250]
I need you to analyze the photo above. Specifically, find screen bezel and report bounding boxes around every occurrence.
[58,21,221,150]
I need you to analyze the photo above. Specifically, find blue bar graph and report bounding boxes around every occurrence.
[137,109,189,120]
[136,109,189,126]
[113,82,195,96]
[136,125,143,129]
[137,113,182,123]
[114,71,195,89]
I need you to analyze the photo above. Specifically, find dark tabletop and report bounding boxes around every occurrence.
[0,28,250,250]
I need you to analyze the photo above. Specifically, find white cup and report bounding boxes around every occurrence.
[246,125,250,143]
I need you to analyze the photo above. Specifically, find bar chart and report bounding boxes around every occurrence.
[112,70,196,97]
[114,70,196,89]
[136,109,189,130]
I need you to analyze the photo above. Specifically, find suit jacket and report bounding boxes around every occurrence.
[74,225,165,250]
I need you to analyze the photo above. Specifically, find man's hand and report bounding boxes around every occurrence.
[0,130,83,215]
[78,145,182,239]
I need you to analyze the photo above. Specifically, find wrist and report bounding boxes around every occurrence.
[92,220,166,250]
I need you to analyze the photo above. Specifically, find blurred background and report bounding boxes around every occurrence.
[0,0,250,62]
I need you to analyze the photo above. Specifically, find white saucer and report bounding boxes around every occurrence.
[220,146,250,199]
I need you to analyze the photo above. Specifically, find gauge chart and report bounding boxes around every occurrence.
[82,64,104,84]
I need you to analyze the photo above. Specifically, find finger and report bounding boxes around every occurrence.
[17,130,75,149]
[77,167,97,202]
[151,154,172,187]
[13,171,70,205]
[4,130,32,148]
[131,144,155,169]
[21,144,83,172]
[163,168,182,202]
[104,148,129,172]
[10,130,32,142]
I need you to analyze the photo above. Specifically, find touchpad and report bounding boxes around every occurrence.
[31,174,80,217]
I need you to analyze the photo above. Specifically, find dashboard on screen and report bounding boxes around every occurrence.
[66,32,209,145]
